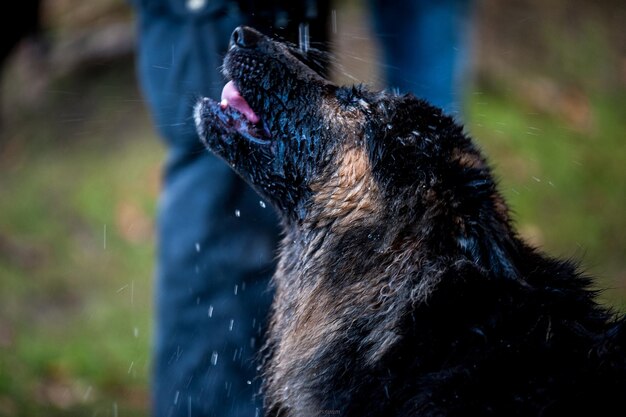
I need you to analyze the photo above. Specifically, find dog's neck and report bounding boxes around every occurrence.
[265,134,532,414]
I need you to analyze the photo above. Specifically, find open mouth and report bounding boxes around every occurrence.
[197,79,272,145]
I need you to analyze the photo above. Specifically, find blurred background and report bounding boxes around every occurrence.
[0,0,624,415]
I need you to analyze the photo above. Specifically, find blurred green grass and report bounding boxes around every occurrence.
[0,65,161,416]
[467,89,626,309]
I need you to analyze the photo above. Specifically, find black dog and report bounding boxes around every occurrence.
[195,26,626,417]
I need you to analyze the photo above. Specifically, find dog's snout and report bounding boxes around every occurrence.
[231,26,261,49]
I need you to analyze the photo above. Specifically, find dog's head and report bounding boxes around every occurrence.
[195,27,500,236]
[195,26,337,219]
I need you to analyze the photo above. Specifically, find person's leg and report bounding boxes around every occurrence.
[134,5,279,416]
[369,0,472,116]
[154,149,277,417]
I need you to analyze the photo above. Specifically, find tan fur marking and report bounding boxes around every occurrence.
[452,147,486,169]
[311,146,380,230]
[492,193,511,223]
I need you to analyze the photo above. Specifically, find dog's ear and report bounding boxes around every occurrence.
[368,93,525,282]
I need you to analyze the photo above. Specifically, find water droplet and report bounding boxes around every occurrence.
[211,351,219,365]
[331,10,337,34]
[298,22,309,54]
[229,319,234,331]
[259,200,266,208]
[186,0,206,12]
[133,327,139,338]
[208,305,213,318]
[247,380,252,385]
[174,390,180,404]
[83,386,92,401]
[235,209,241,217]
[195,242,201,252]
[234,284,238,295]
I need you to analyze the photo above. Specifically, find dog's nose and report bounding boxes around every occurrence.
[231,26,261,49]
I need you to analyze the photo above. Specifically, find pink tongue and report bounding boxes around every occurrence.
[221,81,260,124]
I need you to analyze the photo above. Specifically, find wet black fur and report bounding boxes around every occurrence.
[195,27,626,417]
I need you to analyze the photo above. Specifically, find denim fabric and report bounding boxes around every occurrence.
[369,0,472,116]
[134,3,279,416]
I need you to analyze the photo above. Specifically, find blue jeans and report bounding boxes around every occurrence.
[369,0,472,116]
[133,2,279,416]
